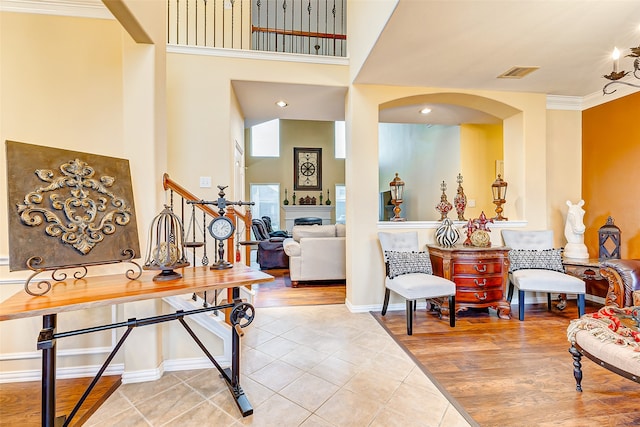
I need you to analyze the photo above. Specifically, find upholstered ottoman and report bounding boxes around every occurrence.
[567,306,640,391]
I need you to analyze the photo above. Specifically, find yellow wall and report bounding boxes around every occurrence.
[460,124,503,219]
[583,92,640,259]
[546,108,583,245]
[0,4,216,382]
[3,1,630,383]
[348,86,580,307]
[166,52,349,203]
[245,120,346,227]
[0,12,132,375]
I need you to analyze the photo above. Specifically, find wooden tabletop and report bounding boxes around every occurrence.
[0,264,273,321]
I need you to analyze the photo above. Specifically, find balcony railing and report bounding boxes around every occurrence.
[167,0,347,57]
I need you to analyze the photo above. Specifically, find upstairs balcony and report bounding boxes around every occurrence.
[167,0,347,57]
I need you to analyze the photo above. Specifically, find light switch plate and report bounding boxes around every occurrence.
[199,176,212,188]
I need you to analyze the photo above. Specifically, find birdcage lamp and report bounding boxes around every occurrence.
[143,205,189,281]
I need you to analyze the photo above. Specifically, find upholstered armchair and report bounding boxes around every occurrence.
[501,230,586,321]
[600,259,640,308]
[251,219,289,269]
[567,259,640,391]
[378,231,456,335]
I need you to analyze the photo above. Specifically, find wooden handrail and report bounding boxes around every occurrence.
[162,173,253,266]
[251,25,346,40]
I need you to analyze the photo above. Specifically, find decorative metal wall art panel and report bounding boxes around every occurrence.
[5,141,141,272]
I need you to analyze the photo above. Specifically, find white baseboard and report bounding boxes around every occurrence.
[121,364,164,384]
[0,363,124,384]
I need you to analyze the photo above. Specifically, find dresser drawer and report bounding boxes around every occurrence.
[453,260,503,275]
[454,276,503,290]
[457,289,504,304]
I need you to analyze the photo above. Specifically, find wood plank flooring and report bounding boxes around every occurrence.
[0,375,121,426]
[372,301,640,427]
[252,268,346,307]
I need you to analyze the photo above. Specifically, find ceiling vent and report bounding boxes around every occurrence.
[497,66,540,79]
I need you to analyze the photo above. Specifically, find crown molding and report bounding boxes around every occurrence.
[0,0,113,20]
[546,95,582,111]
[547,82,640,111]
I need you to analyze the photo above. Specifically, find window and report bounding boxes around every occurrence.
[250,184,281,230]
[335,184,346,223]
[251,119,279,157]
[335,121,345,159]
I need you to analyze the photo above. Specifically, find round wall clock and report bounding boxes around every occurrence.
[208,216,235,241]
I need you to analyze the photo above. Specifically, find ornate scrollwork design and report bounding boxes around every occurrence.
[24,257,52,296]
[22,249,142,296]
[16,158,132,255]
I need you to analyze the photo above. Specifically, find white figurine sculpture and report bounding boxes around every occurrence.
[564,200,589,259]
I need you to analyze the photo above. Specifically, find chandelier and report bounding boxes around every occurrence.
[603,44,640,95]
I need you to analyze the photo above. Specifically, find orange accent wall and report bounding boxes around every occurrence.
[582,92,640,259]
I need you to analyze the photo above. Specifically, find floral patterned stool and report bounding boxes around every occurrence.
[567,306,640,391]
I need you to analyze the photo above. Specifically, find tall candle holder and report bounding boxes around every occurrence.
[389,173,406,221]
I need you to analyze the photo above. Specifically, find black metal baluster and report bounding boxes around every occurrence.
[202,210,209,266]
[231,0,235,49]
[176,0,180,44]
[204,0,208,46]
[332,0,336,56]
[214,0,217,47]
[307,0,311,54]
[282,0,287,53]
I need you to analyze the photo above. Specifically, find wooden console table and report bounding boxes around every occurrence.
[0,264,273,426]
[427,245,511,319]
[563,257,609,300]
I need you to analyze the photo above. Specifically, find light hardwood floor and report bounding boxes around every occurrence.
[373,300,640,426]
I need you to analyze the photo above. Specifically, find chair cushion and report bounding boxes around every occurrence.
[567,306,640,375]
[292,224,336,241]
[508,248,564,273]
[385,273,455,300]
[511,269,585,293]
[385,250,432,278]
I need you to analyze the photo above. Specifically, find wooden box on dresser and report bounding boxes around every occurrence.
[427,244,511,319]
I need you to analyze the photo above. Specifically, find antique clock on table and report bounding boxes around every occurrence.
[294,147,322,191]
[189,185,253,270]
[208,216,235,270]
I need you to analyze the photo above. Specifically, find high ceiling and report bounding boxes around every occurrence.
[234,0,640,127]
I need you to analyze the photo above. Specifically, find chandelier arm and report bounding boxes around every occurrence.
[603,80,640,95]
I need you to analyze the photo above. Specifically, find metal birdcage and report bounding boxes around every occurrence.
[143,205,189,281]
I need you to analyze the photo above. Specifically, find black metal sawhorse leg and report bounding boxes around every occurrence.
[36,291,254,426]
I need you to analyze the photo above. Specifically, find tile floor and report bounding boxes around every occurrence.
[85,304,472,427]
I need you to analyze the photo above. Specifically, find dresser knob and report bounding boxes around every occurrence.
[474,278,487,287]
[474,264,487,273]
[474,292,488,301]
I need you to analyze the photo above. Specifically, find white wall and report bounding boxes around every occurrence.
[379,124,461,221]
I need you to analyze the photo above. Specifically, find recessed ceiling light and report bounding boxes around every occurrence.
[419,107,432,115]
[275,100,288,108]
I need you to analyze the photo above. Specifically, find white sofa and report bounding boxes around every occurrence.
[282,224,346,287]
